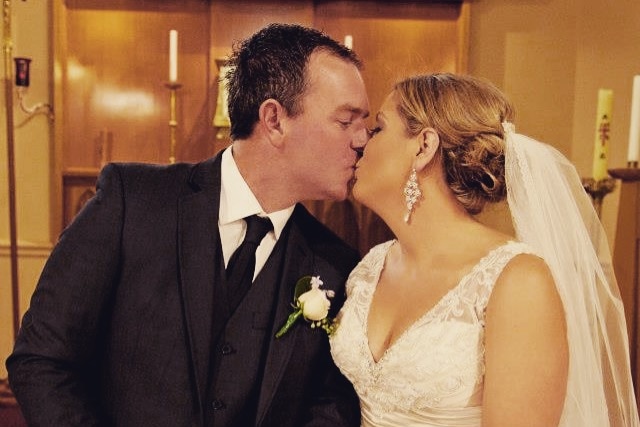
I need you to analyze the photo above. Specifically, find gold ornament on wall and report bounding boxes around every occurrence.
[213,58,231,140]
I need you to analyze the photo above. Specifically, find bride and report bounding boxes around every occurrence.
[330,73,640,426]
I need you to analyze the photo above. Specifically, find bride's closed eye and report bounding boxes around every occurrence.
[367,126,382,138]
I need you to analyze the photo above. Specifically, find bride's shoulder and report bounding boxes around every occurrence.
[345,239,396,293]
[489,249,560,316]
[499,241,549,277]
[359,239,396,269]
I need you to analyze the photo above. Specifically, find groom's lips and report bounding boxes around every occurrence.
[350,167,359,186]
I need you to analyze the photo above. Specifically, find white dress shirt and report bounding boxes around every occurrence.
[219,146,295,280]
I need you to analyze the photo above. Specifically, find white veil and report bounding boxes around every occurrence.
[503,122,640,426]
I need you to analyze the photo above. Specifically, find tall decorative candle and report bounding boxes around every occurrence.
[344,35,353,50]
[627,76,640,164]
[592,89,613,181]
[169,30,178,83]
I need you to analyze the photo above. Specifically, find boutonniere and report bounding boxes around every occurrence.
[275,276,336,338]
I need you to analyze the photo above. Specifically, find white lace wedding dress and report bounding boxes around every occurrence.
[330,239,536,427]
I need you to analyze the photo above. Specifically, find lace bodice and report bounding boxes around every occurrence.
[330,240,536,427]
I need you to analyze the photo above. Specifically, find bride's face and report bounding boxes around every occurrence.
[352,92,417,218]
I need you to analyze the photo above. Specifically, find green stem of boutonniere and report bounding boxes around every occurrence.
[275,308,302,338]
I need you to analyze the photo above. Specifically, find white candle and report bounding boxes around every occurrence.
[169,30,178,83]
[627,75,640,163]
[344,35,353,50]
[592,89,613,181]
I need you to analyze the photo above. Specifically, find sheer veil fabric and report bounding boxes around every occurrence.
[503,122,640,426]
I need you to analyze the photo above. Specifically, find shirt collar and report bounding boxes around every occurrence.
[219,146,294,238]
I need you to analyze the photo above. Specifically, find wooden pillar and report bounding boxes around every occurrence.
[609,168,640,404]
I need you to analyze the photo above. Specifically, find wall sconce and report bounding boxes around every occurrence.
[14,57,54,119]
[213,58,231,140]
[15,56,31,86]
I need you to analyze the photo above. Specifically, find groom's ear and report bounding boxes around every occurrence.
[413,127,440,172]
[259,98,285,147]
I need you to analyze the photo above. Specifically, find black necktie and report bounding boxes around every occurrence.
[226,215,273,309]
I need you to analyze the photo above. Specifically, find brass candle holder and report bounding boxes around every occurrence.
[582,177,616,218]
[164,82,182,164]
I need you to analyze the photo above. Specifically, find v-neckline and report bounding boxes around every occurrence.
[365,240,514,365]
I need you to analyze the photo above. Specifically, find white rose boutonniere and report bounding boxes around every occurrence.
[275,276,336,338]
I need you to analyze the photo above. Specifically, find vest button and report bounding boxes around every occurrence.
[211,399,226,410]
[221,343,235,355]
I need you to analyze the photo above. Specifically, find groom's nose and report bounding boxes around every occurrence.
[351,126,368,151]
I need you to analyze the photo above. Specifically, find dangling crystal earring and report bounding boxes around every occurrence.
[403,168,422,223]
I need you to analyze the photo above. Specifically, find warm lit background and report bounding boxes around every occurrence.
[1,0,639,403]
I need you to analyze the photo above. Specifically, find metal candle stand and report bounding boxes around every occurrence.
[164,82,182,164]
[582,177,616,218]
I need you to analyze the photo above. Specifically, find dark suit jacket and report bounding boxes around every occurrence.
[7,153,361,427]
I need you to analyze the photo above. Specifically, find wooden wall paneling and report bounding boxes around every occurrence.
[62,168,99,227]
[56,0,214,230]
[456,1,470,74]
[314,0,468,114]
[62,3,212,167]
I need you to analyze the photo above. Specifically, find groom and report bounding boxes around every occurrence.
[7,23,369,426]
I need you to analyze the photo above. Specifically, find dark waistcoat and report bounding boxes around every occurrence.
[205,229,289,426]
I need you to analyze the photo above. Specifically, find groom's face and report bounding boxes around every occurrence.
[284,50,370,201]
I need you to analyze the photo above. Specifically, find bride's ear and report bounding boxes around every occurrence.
[413,127,440,172]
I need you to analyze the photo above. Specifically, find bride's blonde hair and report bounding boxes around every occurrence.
[394,73,515,214]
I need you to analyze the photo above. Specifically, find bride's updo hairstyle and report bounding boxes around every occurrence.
[394,73,515,215]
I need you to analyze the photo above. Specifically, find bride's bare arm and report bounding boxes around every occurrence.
[482,253,568,427]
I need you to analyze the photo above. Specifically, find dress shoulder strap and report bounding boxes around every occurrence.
[470,240,539,311]
[345,239,395,296]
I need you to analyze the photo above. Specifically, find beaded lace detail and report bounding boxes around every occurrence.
[330,240,536,423]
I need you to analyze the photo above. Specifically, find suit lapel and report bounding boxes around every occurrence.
[256,207,314,424]
[177,154,222,411]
